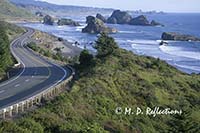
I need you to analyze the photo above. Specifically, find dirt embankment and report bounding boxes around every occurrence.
[31,30,82,58]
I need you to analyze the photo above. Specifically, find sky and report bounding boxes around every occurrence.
[41,0,200,13]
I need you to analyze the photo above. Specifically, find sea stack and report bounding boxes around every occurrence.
[82,16,117,34]
[129,15,150,26]
[151,20,164,27]
[57,18,80,26]
[96,13,107,23]
[43,15,54,25]
[107,10,132,24]
[162,32,200,41]
[107,10,164,26]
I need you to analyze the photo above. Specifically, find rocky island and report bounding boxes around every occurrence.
[43,15,54,25]
[151,20,164,26]
[57,18,80,26]
[82,16,117,34]
[96,13,107,23]
[107,10,164,26]
[162,32,200,41]
[129,15,150,26]
[107,10,132,24]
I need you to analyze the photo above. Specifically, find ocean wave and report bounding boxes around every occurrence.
[119,31,139,34]
[75,25,86,31]
[174,63,200,73]
[159,45,200,60]
[131,43,137,47]
[129,39,159,45]
[75,28,82,31]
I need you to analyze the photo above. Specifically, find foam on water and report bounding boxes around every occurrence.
[159,45,200,60]
[119,31,139,34]
[75,24,86,31]
[174,63,200,73]
[130,39,159,45]
[21,13,200,73]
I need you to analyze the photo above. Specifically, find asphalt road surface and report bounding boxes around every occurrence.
[0,28,71,109]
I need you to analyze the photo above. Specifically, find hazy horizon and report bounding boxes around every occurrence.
[40,0,200,13]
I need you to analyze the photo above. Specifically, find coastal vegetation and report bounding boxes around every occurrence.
[0,0,34,20]
[0,22,13,80]
[0,21,25,40]
[27,42,67,62]
[0,33,200,132]
[29,30,81,62]
[0,21,24,81]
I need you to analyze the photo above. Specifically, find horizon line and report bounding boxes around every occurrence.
[37,0,200,13]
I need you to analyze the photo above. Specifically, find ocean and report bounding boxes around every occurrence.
[22,13,200,74]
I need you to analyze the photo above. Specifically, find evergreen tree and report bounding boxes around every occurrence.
[94,33,118,58]
[79,49,93,66]
[168,105,200,133]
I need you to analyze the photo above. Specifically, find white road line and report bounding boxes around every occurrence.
[15,84,20,87]
[25,79,30,82]
[0,90,5,94]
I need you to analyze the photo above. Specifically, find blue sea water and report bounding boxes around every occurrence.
[22,13,200,74]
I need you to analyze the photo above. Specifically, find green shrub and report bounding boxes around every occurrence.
[79,49,93,67]
[1,34,200,133]
[94,33,118,58]
[17,118,44,133]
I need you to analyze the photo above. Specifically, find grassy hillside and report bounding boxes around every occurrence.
[0,34,200,132]
[0,21,24,80]
[10,0,113,18]
[0,0,34,20]
[0,21,25,40]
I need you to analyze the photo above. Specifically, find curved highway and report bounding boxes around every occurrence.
[0,28,71,109]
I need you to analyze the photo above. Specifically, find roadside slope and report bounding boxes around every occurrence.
[0,21,24,81]
[0,34,199,132]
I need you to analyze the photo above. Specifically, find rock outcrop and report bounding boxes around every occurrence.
[86,16,95,24]
[107,17,117,24]
[107,10,132,24]
[82,16,117,34]
[43,15,54,25]
[159,40,168,45]
[106,10,164,26]
[151,20,164,27]
[35,11,44,17]
[129,15,150,26]
[162,32,200,41]
[57,18,80,26]
[96,13,106,23]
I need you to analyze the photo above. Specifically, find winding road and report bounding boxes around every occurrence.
[0,28,71,109]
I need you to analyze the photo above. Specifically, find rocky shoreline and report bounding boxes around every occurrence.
[162,32,200,41]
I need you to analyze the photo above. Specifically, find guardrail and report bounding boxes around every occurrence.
[0,28,75,119]
[0,65,75,119]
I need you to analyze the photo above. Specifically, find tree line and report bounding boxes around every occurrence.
[0,22,13,79]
